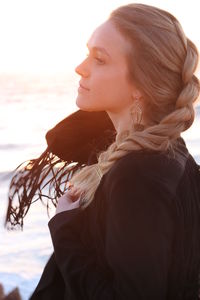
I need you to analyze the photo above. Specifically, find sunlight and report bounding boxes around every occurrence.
[0,0,200,74]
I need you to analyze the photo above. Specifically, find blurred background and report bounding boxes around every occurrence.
[0,0,199,299]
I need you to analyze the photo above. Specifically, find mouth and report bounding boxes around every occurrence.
[79,82,90,91]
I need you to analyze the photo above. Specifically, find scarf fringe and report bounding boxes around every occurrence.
[5,147,83,229]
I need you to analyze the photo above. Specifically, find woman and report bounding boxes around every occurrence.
[6,3,200,299]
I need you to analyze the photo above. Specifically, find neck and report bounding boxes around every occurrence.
[106,108,132,135]
[106,107,147,135]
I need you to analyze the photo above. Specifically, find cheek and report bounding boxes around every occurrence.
[92,73,132,107]
[94,69,128,92]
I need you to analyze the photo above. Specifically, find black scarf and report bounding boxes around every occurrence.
[6,109,115,229]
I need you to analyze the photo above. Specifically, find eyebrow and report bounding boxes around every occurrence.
[86,43,110,57]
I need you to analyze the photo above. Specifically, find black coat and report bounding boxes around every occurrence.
[29,139,200,299]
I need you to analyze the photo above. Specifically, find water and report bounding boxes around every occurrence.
[0,73,79,299]
[0,73,200,299]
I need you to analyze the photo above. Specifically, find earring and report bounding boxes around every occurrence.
[130,98,144,131]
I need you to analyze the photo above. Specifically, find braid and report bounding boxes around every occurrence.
[94,39,200,188]
[176,38,200,129]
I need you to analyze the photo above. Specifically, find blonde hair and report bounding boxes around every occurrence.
[70,3,200,208]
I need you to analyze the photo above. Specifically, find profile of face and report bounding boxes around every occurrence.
[75,20,139,114]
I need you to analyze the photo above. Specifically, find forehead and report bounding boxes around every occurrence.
[87,20,130,56]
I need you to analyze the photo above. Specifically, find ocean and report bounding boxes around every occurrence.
[0,73,199,299]
[0,73,79,299]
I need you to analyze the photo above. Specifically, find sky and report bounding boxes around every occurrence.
[0,0,200,75]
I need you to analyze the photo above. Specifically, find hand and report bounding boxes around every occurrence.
[55,186,82,215]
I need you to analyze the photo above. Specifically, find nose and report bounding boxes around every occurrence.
[75,59,90,78]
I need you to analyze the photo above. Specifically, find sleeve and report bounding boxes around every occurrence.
[48,208,114,300]
[48,159,174,300]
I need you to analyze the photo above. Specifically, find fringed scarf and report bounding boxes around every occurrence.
[5,109,115,229]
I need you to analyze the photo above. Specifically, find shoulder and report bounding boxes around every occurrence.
[103,149,184,199]
[106,149,182,180]
[100,150,177,231]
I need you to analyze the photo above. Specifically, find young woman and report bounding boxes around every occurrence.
[6,3,200,299]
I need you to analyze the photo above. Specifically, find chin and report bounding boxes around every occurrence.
[76,98,104,112]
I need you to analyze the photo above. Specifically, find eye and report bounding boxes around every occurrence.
[95,57,104,64]
[85,52,104,64]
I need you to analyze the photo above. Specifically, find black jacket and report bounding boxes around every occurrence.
[29,139,200,299]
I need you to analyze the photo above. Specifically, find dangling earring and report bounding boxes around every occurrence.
[130,98,144,131]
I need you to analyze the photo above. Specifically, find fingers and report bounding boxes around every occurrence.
[66,181,86,204]
[67,186,82,202]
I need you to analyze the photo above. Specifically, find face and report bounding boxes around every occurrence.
[75,20,136,114]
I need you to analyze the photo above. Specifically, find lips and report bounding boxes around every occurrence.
[79,82,90,91]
